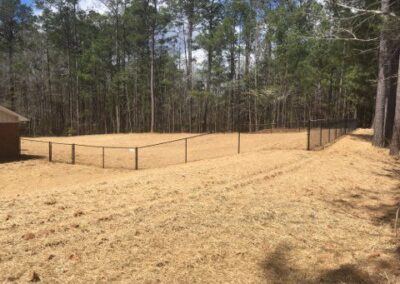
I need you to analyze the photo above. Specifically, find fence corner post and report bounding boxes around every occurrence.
[307,120,311,151]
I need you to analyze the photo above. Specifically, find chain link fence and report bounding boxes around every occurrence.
[307,119,358,150]
[21,139,138,169]
[21,120,355,170]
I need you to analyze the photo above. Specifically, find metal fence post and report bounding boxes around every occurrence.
[307,120,311,151]
[319,121,323,146]
[49,142,52,162]
[102,147,105,168]
[135,147,139,170]
[71,144,75,164]
[238,130,241,154]
[328,123,331,143]
[185,138,188,163]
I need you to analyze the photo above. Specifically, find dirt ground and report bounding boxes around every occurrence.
[1,129,400,283]
[21,131,307,169]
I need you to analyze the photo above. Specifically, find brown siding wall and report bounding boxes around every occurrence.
[0,123,20,160]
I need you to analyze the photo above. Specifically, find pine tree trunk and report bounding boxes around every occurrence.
[372,0,390,146]
[150,39,155,132]
[389,54,400,155]
[8,45,15,110]
[187,18,193,92]
[187,19,193,132]
[150,6,156,132]
[385,48,400,142]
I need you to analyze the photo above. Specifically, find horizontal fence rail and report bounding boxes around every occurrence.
[307,119,358,150]
[20,120,341,170]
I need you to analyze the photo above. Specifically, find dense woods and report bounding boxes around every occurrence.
[0,0,399,146]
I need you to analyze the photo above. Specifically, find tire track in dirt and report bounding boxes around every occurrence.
[199,151,313,193]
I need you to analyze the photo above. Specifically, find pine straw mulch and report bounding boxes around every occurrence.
[0,129,400,283]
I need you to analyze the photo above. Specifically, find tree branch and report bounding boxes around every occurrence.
[303,35,378,42]
[337,3,398,18]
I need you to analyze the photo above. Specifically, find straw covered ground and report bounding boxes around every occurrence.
[1,129,400,283]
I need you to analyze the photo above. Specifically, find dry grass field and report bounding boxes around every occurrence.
[1,129,400,283]
[21,131,307,169]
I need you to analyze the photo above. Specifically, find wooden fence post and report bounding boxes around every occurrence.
[135,147,139,170]
[71,144,75,164]
[238,130,241,154]
[185,138,188,163]
[307,120,311,151]
[102,147,105,168]
[49,142,52,162]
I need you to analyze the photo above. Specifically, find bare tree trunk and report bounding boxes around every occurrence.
[150,42,155,132]
[8,44,15,110]
[187,17,193,92]
[150,0,157,132]
[389,54,400,155]
[67,43,73,131]
[73,2,80,135]
[253,13,259,132]
[372,0,390,146]
[384,47,399,142]
[75,57,80,134]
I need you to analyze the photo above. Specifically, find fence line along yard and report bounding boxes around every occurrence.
[307,119,358,150]
[21,138,139,169]
[20,119,356,170]
[22,133,218,170]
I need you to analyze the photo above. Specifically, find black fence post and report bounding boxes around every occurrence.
[102,147,105,168]
[49,142,52,162]
[185,138,188,163]
[238,130,241,154]
[328,122,331,143]
[135,147,139,170]
[319,121,323,146]
[307,120,311,151]
[71,144,75,164]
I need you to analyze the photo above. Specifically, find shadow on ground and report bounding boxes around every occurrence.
[0,154,43,164]
[366,167,400,226]
[261,243,382,284]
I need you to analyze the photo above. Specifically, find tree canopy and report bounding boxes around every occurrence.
[0,0,398,141]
